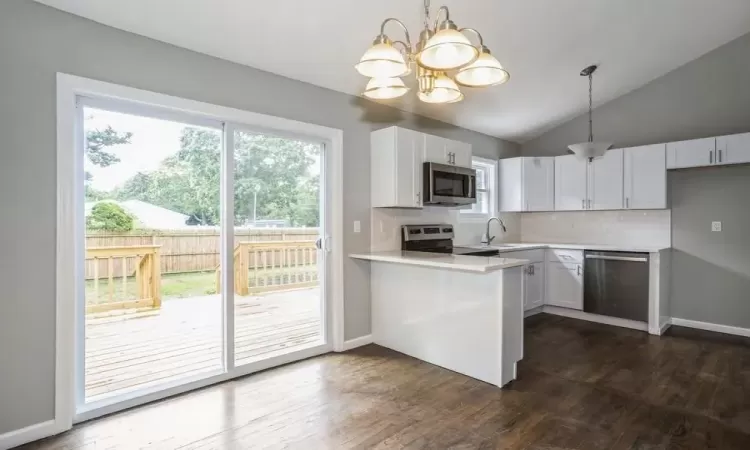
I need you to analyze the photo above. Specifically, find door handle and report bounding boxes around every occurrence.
[315,238,322,250]
[585,254,648,262]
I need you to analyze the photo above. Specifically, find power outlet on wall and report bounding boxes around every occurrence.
[711,221,722,232]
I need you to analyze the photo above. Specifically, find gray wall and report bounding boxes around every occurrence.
[669,165,750,328]
[0,0,519,434]
[522,31,750,156]
[521,32,750,331]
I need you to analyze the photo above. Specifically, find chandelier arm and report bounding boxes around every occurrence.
[458,27,484,47]
[433,6,450,30]
[379,18,412,51]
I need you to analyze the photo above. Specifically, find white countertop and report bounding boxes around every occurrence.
[349,251,528,273]
[461,242,670,254]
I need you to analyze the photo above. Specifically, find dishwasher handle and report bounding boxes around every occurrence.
[585,254,648,263]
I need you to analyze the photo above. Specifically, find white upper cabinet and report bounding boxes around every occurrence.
[666,137,716,169]
[716,132,750,166]
[424,134,472,166]
[588,148,623,210]
[624,144,667,209]
[371,127,425,208]
[523,157,555,211]
[554,154,588,211]
[498,157,554,212]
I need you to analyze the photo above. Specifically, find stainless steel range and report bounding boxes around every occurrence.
[401,224,501,257]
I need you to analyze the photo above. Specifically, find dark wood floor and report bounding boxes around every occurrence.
[20,313,750,449]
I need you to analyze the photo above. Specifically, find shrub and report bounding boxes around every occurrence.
[87,202,134,232]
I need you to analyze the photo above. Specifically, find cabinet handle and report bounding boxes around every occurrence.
[531,265,535,275]
[577,265,581,276]
[581,199,585,209]
[710,150,714,164]
[719,149,723,163]
[451,153,455,165]
[588,199,591,209]
[626,197,629,209]
[416,192,421,204]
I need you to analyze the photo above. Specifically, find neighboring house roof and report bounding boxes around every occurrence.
[85,199,191,229]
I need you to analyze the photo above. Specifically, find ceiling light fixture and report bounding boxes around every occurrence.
[355,0,509,104]
[568,65,612,160]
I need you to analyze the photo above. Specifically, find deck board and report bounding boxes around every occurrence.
[84,288,322,401]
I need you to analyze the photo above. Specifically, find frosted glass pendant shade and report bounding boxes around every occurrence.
[455,49,510,87]
[417,74,463,104]
[363,77,409,100]
[568,142,613,160]
[355,43,409,78]
[417,28,478,71]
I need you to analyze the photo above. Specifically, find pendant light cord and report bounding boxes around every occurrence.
[588,73,593,143]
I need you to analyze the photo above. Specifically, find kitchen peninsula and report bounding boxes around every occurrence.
[350,249,527,388]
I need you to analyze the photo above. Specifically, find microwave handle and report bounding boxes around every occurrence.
[469,174,475,199]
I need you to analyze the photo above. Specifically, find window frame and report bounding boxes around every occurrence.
[460,155,497,221]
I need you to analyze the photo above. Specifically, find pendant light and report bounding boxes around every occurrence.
[454,29,510,88]
[568,65,612,161]
[363,77,409,100]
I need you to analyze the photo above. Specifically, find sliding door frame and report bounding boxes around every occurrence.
[56,73,345,430]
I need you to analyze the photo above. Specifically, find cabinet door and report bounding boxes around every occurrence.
[588,149,623,210]
[394,128,423,207]
[524,263,545,310]
[424,134,449,164]
[498,158,523,212]
[523,157,555,211]
[447,139,472,167]
[716,132,750,166]
[624,144,666,209]
[666,137,715,169]
[554,154,587,211]
[545,262,583,310]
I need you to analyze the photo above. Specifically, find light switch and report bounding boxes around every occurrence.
[711,221,722,232]
[353,220,361,233]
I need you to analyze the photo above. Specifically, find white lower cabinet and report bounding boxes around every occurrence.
[545,261,583,310]
[524,262,545,310]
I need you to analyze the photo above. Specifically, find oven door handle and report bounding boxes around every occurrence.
[585,255,648,263]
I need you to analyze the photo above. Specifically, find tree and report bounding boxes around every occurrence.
[117,128,320,227]
[86,202,134,231]
[85,125,133,201]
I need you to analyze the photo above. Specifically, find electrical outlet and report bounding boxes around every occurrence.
[353,220,361,233]
[712,221,722,232]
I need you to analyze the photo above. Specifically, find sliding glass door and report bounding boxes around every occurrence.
[75,97,330,416]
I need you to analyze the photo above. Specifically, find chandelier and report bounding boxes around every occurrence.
[355,0,510,104]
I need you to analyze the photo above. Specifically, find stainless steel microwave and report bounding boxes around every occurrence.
[423,162,477,206]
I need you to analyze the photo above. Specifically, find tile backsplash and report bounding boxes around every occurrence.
[520,210,671,248]
[371,208,521,252]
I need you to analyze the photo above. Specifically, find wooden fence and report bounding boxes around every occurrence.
[85,228,319,280]
[85,245,161,314]
[217,241,318,296]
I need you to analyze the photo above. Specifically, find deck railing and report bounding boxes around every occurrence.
[217,240,318,296]
[85,245,162,315]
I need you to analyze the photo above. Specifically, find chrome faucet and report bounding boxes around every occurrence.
[482,217,507,245]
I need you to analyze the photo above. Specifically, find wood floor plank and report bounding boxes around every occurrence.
[22,313,750,450]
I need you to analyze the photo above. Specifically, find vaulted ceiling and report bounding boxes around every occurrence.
[35,0,750,142]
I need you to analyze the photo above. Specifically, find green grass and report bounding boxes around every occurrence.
[84,266,317,304]
[85,271,216,304]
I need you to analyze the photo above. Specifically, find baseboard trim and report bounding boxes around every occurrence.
[542,306,649,332]
[0,420,59,450]
[659,318,672,335]
[670,318,750,338]
[339,334,373,351]
[524,306,543,318]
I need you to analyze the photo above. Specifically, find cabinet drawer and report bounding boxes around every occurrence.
[500,249,545,263]
[547,249,584,264]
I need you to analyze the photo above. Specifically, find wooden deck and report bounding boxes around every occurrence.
[85,288,322,401]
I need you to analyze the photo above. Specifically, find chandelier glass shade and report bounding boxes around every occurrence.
[455,46,510,87]
[355,1,509,104]
[363,76,409,100]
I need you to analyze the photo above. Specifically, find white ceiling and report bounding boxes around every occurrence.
[36,0,750,142]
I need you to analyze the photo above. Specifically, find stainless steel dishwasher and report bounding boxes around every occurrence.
[583,251,649,322]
